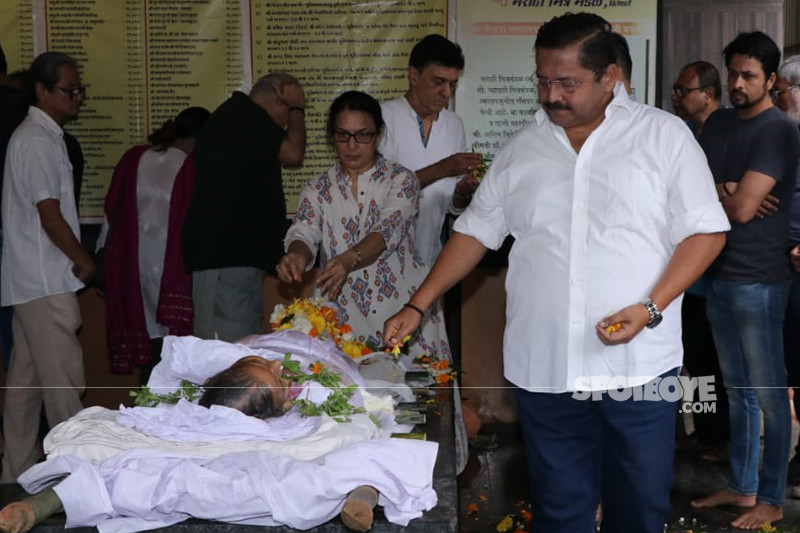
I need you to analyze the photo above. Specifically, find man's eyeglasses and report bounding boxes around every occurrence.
[672,86,704,99]
[55,85,86,100]
[536,71,600,94]
[770,84,799,100]
[332,130,376,144]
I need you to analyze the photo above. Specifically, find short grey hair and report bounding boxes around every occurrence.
[778,55,800,85]
[250,72,300,97]
[28,51,79,103]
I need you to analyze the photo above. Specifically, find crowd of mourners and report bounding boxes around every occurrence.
[0,10,800,532]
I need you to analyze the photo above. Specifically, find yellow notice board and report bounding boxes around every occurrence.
[250,0,448,212]
[42,0,246,221]
[0,1,34,73]
[455,0,657,158]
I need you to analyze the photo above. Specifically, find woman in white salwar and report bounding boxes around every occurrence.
[277,91,451,365]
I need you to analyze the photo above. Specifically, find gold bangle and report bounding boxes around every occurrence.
[352,247,362,267]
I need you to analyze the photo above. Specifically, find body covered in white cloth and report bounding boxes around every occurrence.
[18,331,438,532]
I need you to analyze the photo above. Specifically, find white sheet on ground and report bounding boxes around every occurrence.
[20,439,438,532]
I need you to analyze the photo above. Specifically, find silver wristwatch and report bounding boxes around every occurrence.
[641,298,663,329]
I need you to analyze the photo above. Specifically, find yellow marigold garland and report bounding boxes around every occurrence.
[270,298,373,359]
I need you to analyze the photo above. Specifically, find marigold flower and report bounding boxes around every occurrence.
[520,509,532,522]
[496,515,514,532]
[467,502,478,513]
[311,362,326,374]
[436,373,452,385]
[431,360,449,371]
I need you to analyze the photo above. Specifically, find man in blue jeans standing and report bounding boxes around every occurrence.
[384,12,729,533]
[692,32,800,530]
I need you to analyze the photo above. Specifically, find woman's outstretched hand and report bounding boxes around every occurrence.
[276,252,307,283]
[316,251,357,299]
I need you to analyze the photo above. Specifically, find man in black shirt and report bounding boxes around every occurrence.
[182,73,306,341]
[692,32,800,530]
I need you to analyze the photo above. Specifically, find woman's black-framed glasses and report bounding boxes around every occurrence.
[333,130,377,144]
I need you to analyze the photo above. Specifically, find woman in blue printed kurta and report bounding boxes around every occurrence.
[278,91,465,472]
[277,91,451,366]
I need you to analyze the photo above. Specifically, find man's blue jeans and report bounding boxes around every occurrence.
[707,279,792,506]
[515,368,678,533]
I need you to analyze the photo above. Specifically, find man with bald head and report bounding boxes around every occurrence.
[183,73,306,342]
[672,61,722,135]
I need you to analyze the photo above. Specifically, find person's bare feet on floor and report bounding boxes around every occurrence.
[690,488,756,509]
[730,502,782,530]
[340,486,379,532]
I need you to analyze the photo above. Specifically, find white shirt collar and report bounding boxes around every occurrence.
[28,106,64,138]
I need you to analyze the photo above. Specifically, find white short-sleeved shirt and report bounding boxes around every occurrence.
[379,96,467,265]
[1,106,84,306]
[454,84,730,393]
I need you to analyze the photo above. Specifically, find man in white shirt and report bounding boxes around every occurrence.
[0,52,92,482]
[384,12,729,533]
[379,34,482,266]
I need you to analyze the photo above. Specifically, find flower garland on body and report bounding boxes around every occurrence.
[270,298,373,359]
[280,353,378,425]
[130,353,376,425]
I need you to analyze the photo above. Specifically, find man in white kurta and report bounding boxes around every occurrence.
[384,13,730,533]
[0,52,92,483]
[379,34,482,266]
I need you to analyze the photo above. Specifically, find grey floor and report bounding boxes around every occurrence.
[458,424,800,532]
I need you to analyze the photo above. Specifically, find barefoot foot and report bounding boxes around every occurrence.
[340,486,378,532]
[730,502,782,530]
[0,502,36,533]
[690,488,756,509]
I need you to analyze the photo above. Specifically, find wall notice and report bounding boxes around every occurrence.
[456,0,657,161]
[250,0,447,211]
[0,0,35,73]
[38,0,246,221]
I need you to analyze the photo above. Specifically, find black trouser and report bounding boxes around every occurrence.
[682,293,729,446]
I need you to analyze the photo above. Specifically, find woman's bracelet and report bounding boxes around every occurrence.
[351,246,362,268]
[403,303,425,318]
